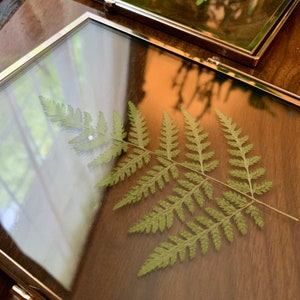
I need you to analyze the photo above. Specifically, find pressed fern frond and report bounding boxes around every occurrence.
[216,110,272,197]
[87,111,127,166]
[128,172,209,234]
[98,101,151,186]
[155,111,180,159]
[128,109,218,234]
[67,111,109,152]
[112,161,178,210]
[182,108,218,173]
[40,96,92,130]
[98,148,151,187]
[41,98,297,279]
[196,0,208,5]
[113,111,180,210]
[138,190,264,276]
[138,111,270,276]
[127,101,150,148]
[40,97,115,155]
[40,97,128,168]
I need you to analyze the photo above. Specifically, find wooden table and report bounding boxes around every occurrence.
[0,1,299,299]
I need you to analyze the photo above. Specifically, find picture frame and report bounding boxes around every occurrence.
[103,0,300,66]
[0,12,299,299]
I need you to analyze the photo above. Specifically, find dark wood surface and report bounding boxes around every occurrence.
[0,1,299,299]
[0,269,14,299]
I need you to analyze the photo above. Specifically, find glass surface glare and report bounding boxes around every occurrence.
[0,20,130,289]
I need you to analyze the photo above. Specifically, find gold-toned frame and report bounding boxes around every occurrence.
[103,0,300,67]
[0,13,299,107]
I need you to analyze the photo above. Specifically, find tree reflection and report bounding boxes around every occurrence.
[128,0,273,49]
[172,60,275,119]
[200,0,261,31]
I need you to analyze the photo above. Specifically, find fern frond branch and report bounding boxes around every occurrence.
[197,172,298,222]
[245,197,299,222]
[158,155,297,222]
[128,177,209,234]
[77,128,296,222]
[137,148,298,222]
[139,197,261,276]
[117,141,298,222]
[216,109,266,199]
[42,100,297,222]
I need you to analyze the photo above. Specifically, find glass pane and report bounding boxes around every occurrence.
[127,0,291,49]
[115,0,298,65]
[0,20,130,292]
[0,14,299,299]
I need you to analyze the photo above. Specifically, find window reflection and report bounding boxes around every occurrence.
[0,21,129,289]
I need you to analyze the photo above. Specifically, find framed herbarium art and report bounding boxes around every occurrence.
[0,12,299,299]
[102,0,300,66]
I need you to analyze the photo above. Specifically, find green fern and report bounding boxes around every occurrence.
[40,96,128,166]
[181,108,218,173]
[68,112,110,152]
[137,110,271,276]
[196,0,208,5]
[216,110,273,197]
[41,98,295,279]
[137,188,265,276]
[128,172,210,234]
[127,101,150,148]
[88,111,128,166]
[113,110,180,210]
[128,108,218,234]
[40,96,93,130]
[98,101,151,186]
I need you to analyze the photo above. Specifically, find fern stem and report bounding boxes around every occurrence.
[121,139,299,222]
[108,134,299,222]
[203,173,299,222]
[245,197,299,222]
[197,170,298,222]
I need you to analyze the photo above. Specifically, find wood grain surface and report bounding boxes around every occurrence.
[0,1,299,299]
[70,53,300,299]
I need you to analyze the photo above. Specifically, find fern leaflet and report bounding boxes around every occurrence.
[128,172,209,234]
[182,108,218,173]
[113,111,180,210]
[128,109,218,234]
[138,190,264,277]
[127,101,150,148]
[98,148,151,187]
[113,153,179,210]
[41,98,292,279]
[97,101,151,185]
[40,96,92,130]
[155,111,180,159]
[216,110,272,197]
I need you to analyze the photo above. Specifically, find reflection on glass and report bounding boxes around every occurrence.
[124,0,292,50]
[0,21,130,289]
[138,46,278,123]
[0,14,299,297]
